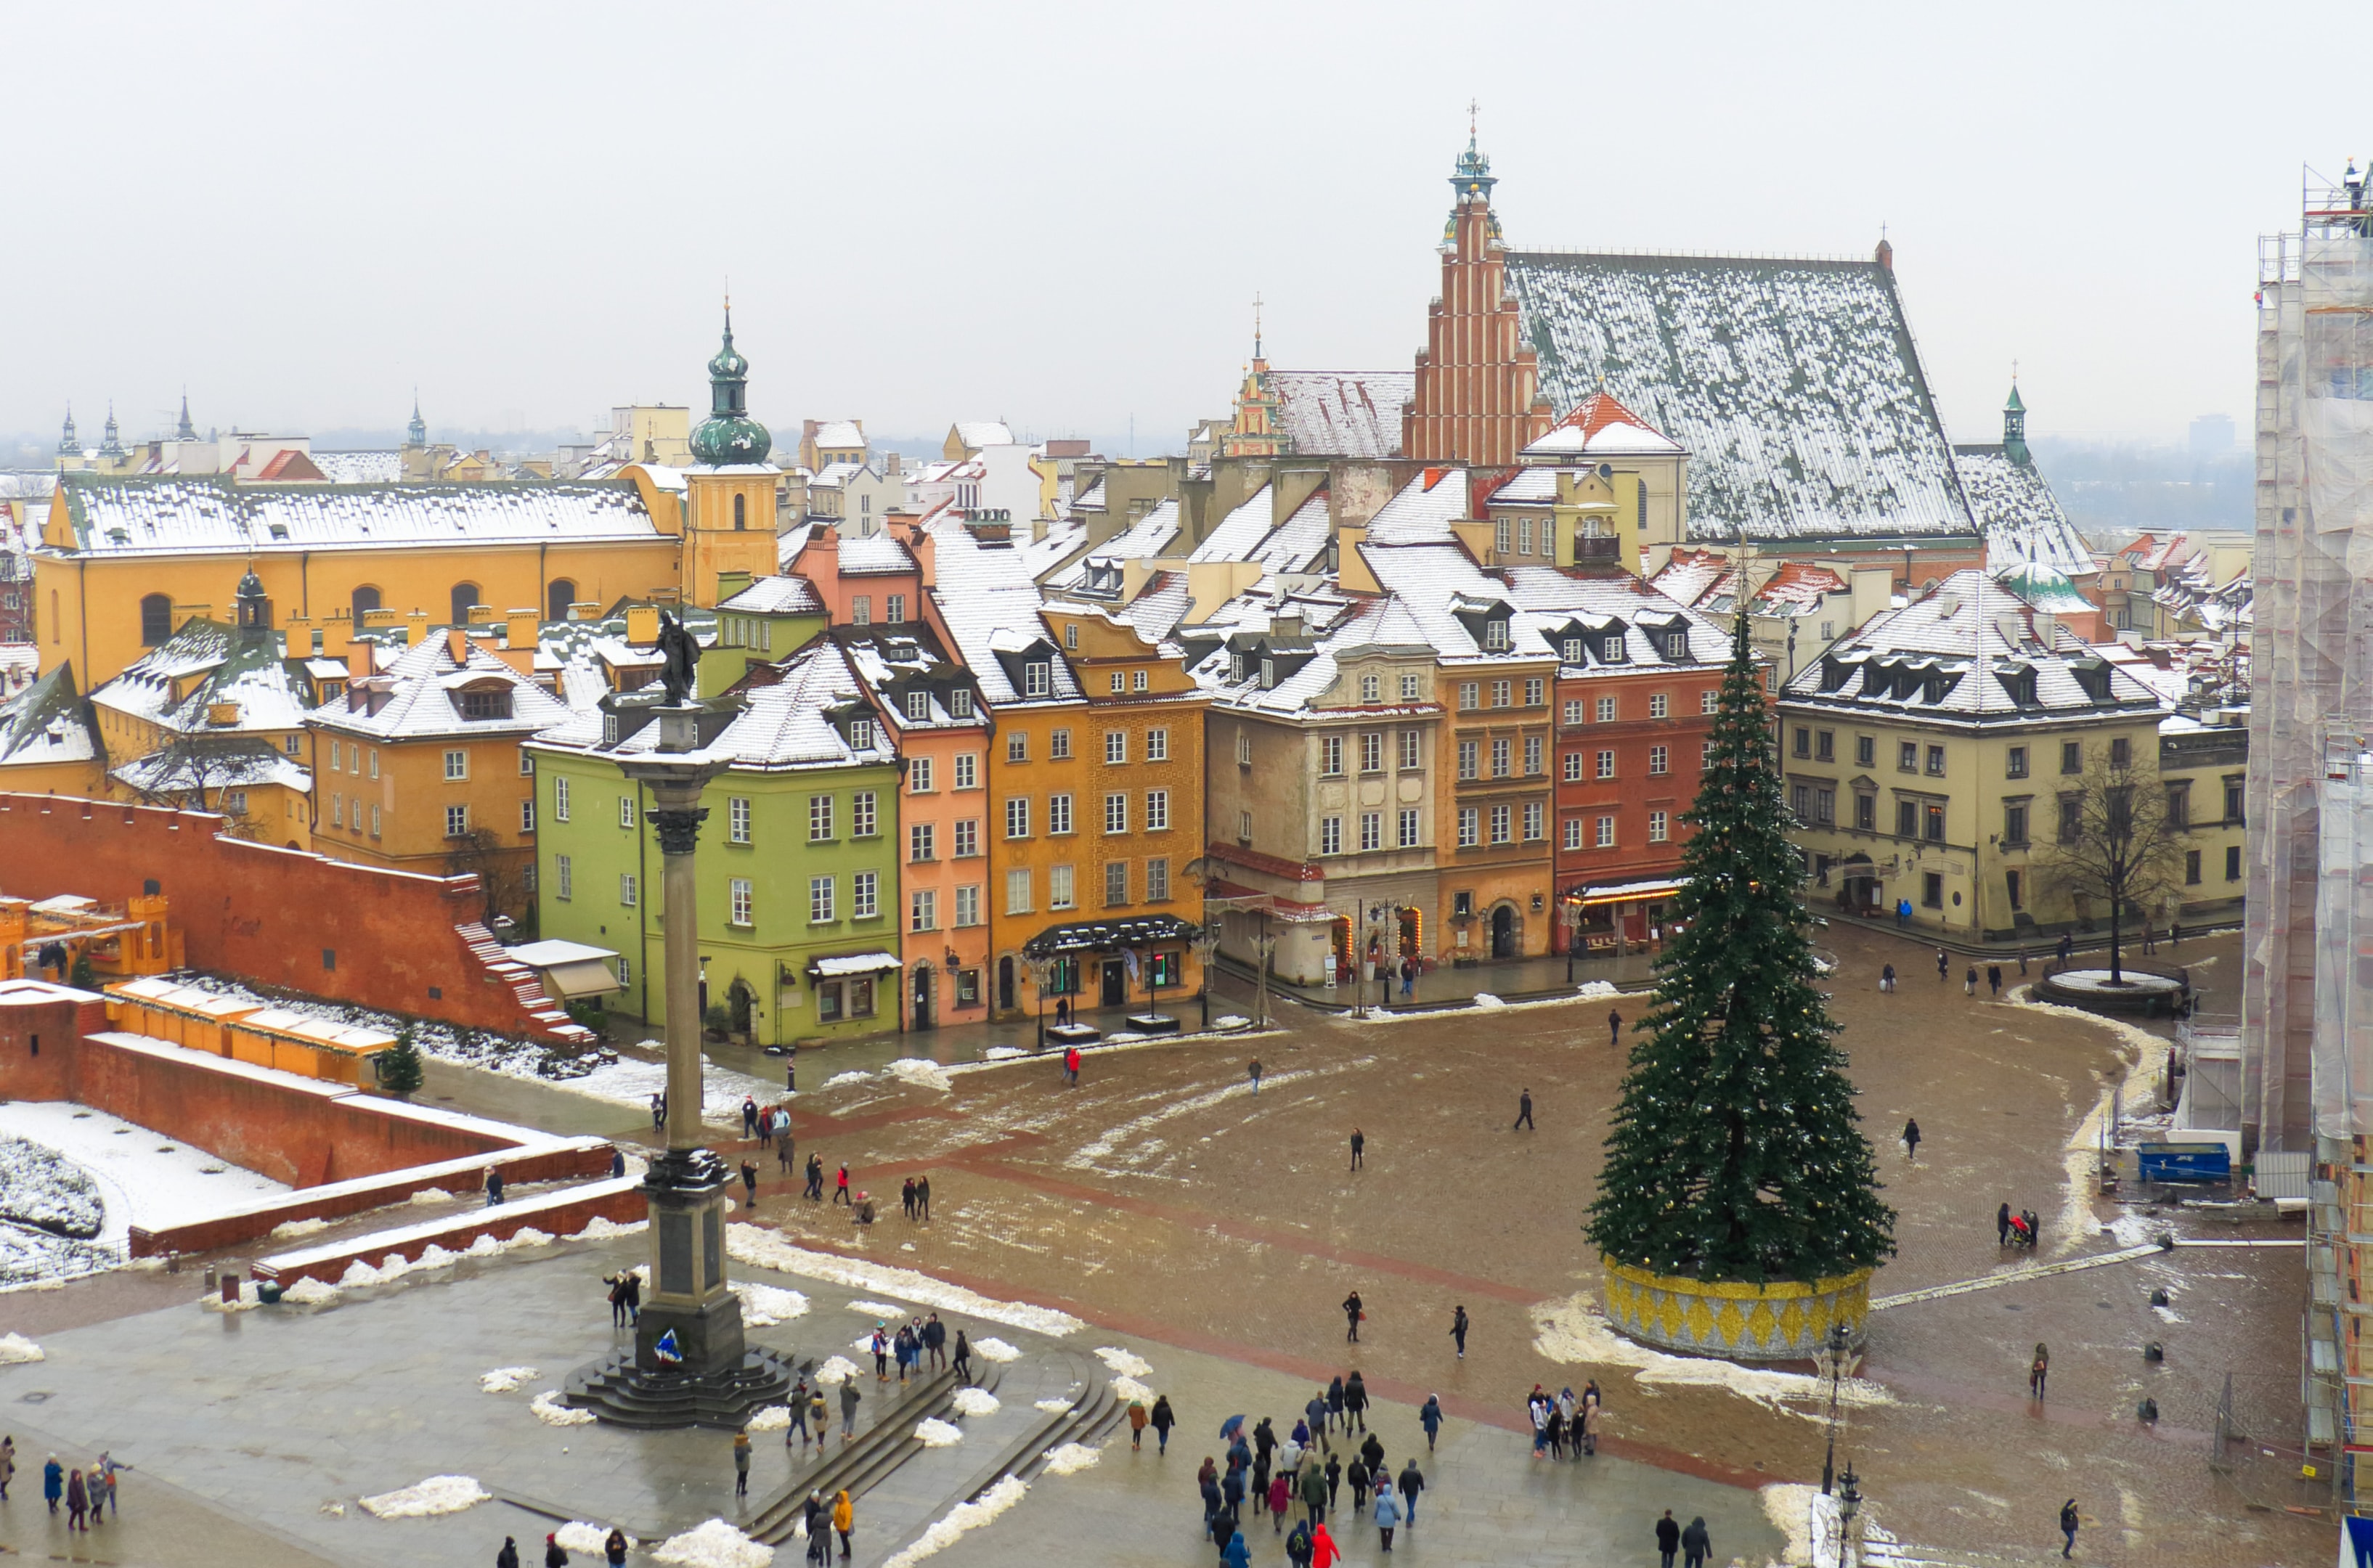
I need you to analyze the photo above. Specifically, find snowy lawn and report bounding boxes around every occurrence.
[0,1101,286,1281]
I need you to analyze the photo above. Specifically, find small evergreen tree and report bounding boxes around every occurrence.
[68,950,96,990]
[1585,617,1895,1284]
[378,1024,426,1098]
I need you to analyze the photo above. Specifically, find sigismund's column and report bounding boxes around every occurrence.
[621,703,742,1377]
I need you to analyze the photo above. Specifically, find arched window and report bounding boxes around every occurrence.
[350,585,382,626]
[546,579,577,622]
[139,593,172,646]
[450,582,480,625]
[733,493,746,531]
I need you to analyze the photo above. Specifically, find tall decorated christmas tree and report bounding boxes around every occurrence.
[1585,615,1894,1357]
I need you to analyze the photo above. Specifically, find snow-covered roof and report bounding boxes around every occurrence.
[0,663,96,769]
[1356,544,1554,666]
[110,747,309,799]
[837,626,985,734]
[813,950,902,976]
[48,474,659,557]
[1269,372,1414,460]
[1249,487,1333,576]
[542,640,896,772]
[1956,446,2093,577]
[90,620,314,734]
[1506,252,1977,543]
[311,451,403,484]
[311,634,570,742]
[837,530,918,576]
[1186,593,1438,717]
[1503,568,1733,673]
[811,421,865,451]
[1521,388,1685,460]
[719,574,825,616]
[1043,499,1180,591]
[809,461,865,489]
[1783,568,2161,722]
[1364,468,1470,547]
[951,420,1015,450]
[1189,486,1277,563]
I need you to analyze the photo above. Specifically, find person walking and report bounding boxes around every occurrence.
[1268,1471,1292,1532]
[922,1312,945,1371]
[1879,963,1894,993]
[1681,1515,1711,1568]
[741,1159,758,1206]
[916,1175,932,1222]
[1143,1391,1172,1454]
[1656,1511,1681,1568]
[1997,1201,2013,1246]
[2141,920,2156,955]
[832,1489,854,1564]
[1298,1453,1327,1527]
[2030,1343,2050,1398]
[607,1272,634,1328]
[2056,931,2075,966]
[809,1386,831,1450]
[650,1093,665,1132]
[834,1164,851,1206]
[1346,1455,1369,1516]
[622,1267,640,1326]
[839,1378,862,1440]
[1349,1128,1364,1170]
[1901,1118,1921,1161]
[1512,1088,1534,1131]
[1395,1460,1423,1529]
[1063,1045,1081,1086]
[1342,1291,1364,1343]
[1608,1008,1623,1046]
[1937,947,1949,981]
[902,1177,917,1220]
[1248,1058,1263,1096]
[1964,964,1978,996]
[776,1118,795,1175]
[733,1429,752,1497]
[757,1103,774,1150]
[500,1538,523,1568]
[1419,1395,1442,1452]
[1343,1370,1368,1432]
[1200,1462,1224,1539]
[0,1434,13,1500]
[1222,1461,1247,1527]
[741,1095,760,1139]
[1372,1482,1401,1553]
[2059,1498,2080,1558]
[65,1466,86,1532]
[486,1167,505,1206]
[1311,1522,1342,1568]
[604,1527,630,1566]
[951,1330,973,1384]
[43,1453,60,1514]
[1326,1374,1346,1432]
[787,1376,812,1448]
[1449,1304,1468,1359]
[1987,962,2003,997]
[1400,960,1414,1000]
[805,1153,824,1201]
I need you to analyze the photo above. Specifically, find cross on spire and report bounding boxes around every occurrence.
[1253,292,1264,359]
[1468,98,1478,142]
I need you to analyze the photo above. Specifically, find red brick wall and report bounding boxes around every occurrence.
[0,992,103,1101]
[251,1180,648,1286]
[0,794,563,1040]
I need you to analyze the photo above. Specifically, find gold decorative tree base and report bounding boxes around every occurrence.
[1598,1256,1874,1360]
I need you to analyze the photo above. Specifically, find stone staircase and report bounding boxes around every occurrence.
[456,920,599,1046]
[562,1345,800,1431]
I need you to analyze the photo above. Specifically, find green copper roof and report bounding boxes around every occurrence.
[690,305,772,466]
[2005,383,2026,413]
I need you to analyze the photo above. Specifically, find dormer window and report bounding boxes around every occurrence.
[1063,625,1078,650]
[850,717,877,750]
[602,714,619,746]
[1229,652,1246,682]
[1562,637,1583,663]
[1600,635,1627,664]
[905,691,931,722]
[1260,657,1276,688]
[1661,630,1688,660]
[1483,620,1510,651]
[1361,673,1380,703]
[950,688,974,719]
[460,686,513,721]
[1024,661,1050,698]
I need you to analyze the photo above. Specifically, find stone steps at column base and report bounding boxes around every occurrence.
[562,1347,799,1431]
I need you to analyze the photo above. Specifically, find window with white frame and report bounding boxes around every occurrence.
[621,873,640,907]
[852,791,877,836]
[910,822,936,861]
[520,799,535,833]
[1104,792,1128,833]
[1595,814,1616,848]
[1105,730,1126,764]
[1523,801,1543,840]
[445,804,469,837]
[1024,662,1050,697]
[905,690,931,722]
[850,719,876,751]
[1147,857,1169,900]
[553,776,571,821]
[519,750,533,776]
[1401,672,1422,701]
[1360,811,1382,851]
[1049,863,1074,909]
[1563,817,1583,850]
[728,796,750,843]
[1597,696,1617,722]
[1524,735,1543,775]
[1320,735,1344,775]
[1399,807,1422,847]
[1146,728,1168,761]
[950,689,974,719]
[1703,738,1716,767]
[1360,732,1383,772]
[1237,729,1253,766]
[1648,810,1669,843]
[954,884,981,926]
[1319,816,1342,854]
[1131,669,1148,693]
[1104,861,1128,907]
[953,752,977,788]
[444,749,468,780]
[1596,749,1616,780]
[1110,671,1126,694]
[886,594,906,624]
[555,853,572,900]
[810,875,834,922]
[910,888,937,932]
[1491,679,1512,707]
[1458,682,1479,711]
[1008,731,1029,763]
[332,795,344,828]
[1399,730,1422,769]
[370,803,380,837]
[1146,789,1169,830]
[616,952,630,988]
[1361,673,1380,703]
[910,756,935,793]
[1457,807,1479,846]
[1491,738,1511,777]
[1564,750,1584,782]
[810,795,834,839]
[1005,868,1033,913]
[852,870,878,920]
[1648,745,1668,776]
[1006,796,1031,838]
[730,878,753,927]
[1049,793,1073,834]
[953,818,978,857]
[1457,740,1478,780]
[621,793,638,828]
[1489,804,1511,844]
[852,596,871,624]
[1701,688,1719,714]
[1050,729,1072,759]
[1524,676,1544,706]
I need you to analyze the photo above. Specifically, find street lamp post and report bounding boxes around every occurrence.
[1836,1464,1860,1568]
[1253,927,1277,1029]
[1563,898,1584,985]
[1190,920,1224,1031]
[1024,953,1055,1051]
[1818,1320,1860,1494]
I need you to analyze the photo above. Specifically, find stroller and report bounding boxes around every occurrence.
[2006,1209,2039,1249]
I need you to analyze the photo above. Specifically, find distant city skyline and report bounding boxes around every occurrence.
[3,3,2353,453]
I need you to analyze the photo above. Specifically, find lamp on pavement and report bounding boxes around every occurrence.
[1562,897,1584,984]
[1189,919,1224,1030]
[1836,1463,1860,1568]
[1818,1320,1855,1494]
[1023,952,1056,1051]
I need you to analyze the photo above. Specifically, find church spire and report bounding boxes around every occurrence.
[57,404,78,457]
[176,388,195,442]
[2003,375,2030,467]
[99,401,124,460]
[407,391,427,448]
[688,297,772,466]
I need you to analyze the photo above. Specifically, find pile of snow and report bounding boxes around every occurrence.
[359,1475,490,1518]
[407,1188,455,1206]
[271,1217,330,1240]
[951,1387,1000,1417]
[1042,1442,1101,1475]
[1033,1398,1073,1414]
[532,1392,596,1427]
[1471,992,1506,1008]
[558,1522,634,1555]
[726,1225,1081,1336]
[974,1336,1021,1363]
[885,1058,953,1093]
[1529,1294,1893,1416]
[1575,981,1619,1000]
[282,1277,341,1305]
[573,1214,648,1240]
[880,1474,1027,1568]
[1111,1376,1154,1405]
[1214,1015,1252,1029]
[654,1518,776,1567]
[914,1417,964,1447]
[561,1051,781,1125]
[1761,1483,1819,1565]
[334,1225,566,1289]
[0,1333,44,1364]
[746,1405,793,1432]
[733,1281,809,1326]
[0,1135,104,1237]
[849,1299,908,1318]
[203,1281,264,1312]
[812,1355,863,1387]
[480,1365,540,1393]
[982,1047,1030,1061]
[1094,1347,1152,1379]
[823,1071,874,1089]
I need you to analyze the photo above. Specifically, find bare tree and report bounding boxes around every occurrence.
[123,730,275,838]
[2041,751,2185,984]
[444,827,529,926]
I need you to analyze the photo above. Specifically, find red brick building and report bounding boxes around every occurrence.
[1401,134,1551,467]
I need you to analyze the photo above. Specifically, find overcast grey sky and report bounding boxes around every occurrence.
[0,1,2352,454]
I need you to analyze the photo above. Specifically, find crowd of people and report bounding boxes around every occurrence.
[1197,1373,1430,1564]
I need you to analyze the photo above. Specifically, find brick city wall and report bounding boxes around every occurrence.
[0,793,568,1040]
[0,989,106,1100]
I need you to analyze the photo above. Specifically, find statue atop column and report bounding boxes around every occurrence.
[657,611,701,706]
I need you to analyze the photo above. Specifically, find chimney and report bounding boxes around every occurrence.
[446,626,471,666]
[1874,236,1893,271]
[319,617,349,658]
[404,608,430,646]
[346,637,374,683]
[626,605,661,647]
[282,616,314,658]
[505,608,539,650]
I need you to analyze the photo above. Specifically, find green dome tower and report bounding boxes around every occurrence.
[688,303,772,466]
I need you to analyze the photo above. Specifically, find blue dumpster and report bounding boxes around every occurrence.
[2136,1142,2231,1184]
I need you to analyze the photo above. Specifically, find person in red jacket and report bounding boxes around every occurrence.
[1311,1522,1342,1567]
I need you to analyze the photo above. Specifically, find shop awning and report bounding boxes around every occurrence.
[504,939,623,997]
[1569,877,1687,908]
[808,950,904,977]
[1020,914,1203,957]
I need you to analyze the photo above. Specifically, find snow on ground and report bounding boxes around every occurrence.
[1530,1292,1893,1417]
[884,1058,953,1093]
[2044,968,2182,995]
[0,1101,286,1250]
[746,1405,792,1432]
[880,1474,1027,1568]
[654,1517,776,1567]
[951,1387,999,1416]
[812,1355,863,1387]
[1473,993,1505,1008]
[1043,1442,1101,1475]
[532,1391,596,1426]
[0,1133,102,1236]
[555,1050,785,1127]
[282,1277,340,1304]
[167,972,614,1083]
[1066,1066,1339,1174]
[848,1299,909,1318]
[479,1365,539,1392]
[558,1522,633,1554]
[0,1227,113,1290]
[914,1417,964,1446]
[0,1333,44,1363]
[1111,1376,1153,1405]
[1094,1347,1152,1379]
[733,1281,809,1326]
[359,1475,490,1517]
[1033,1398,1072,1413]
[271,1217,329,1239]
[725,1224,1081,1336]
[974,1337,1021,1362]
[823,1070,874,1088]
[2012,992,2169,1257]
[1214,1015,1251,1029]
[982,1047,1029,1061]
